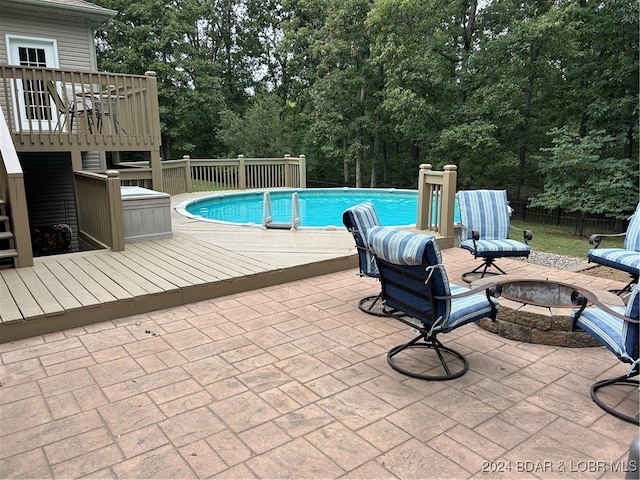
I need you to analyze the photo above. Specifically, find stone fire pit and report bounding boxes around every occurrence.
[473,276,624,347]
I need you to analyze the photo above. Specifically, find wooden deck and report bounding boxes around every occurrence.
[0,192,358,343]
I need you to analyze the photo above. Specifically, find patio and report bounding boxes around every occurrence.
[0,225,637,478]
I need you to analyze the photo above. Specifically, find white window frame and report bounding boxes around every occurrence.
[6,35,61,130]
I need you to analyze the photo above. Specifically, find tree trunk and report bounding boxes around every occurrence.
[343,139,349,183]
[356,146,363,188]
[382,142,389,184]
[370,126,379,188]
[625,68,638,157]
[370,163,376,187]
[412,141,420,167]
[575,211,585,237]
[514,47,539,200]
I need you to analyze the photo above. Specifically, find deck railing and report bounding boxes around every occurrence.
[0,65,161,154]
[416,164,457,247]
[73,170,124,252]
[0,109,33,267]
[160,155,307,195]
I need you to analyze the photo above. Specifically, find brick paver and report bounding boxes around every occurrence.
[1,249,638,479]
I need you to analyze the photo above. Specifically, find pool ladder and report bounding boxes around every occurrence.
[262,191,300,230]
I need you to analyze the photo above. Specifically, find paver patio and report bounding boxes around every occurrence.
[1,248,638,479]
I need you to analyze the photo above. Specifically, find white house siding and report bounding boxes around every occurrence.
[0,9,96,70]
[0,9,98,119]
[1,7,106,253]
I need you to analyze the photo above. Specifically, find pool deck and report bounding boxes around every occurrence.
[0,192,360,343]
[0,190,631,343]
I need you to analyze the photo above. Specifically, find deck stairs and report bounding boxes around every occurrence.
[0,199,18,268]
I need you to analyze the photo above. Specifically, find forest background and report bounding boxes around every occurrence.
[93,0,639,220]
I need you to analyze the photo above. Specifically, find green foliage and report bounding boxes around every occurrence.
[93,0,639,202]
[530,127,638,219]
[218,94,298,157]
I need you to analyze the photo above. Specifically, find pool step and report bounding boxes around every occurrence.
[262,191,300,230]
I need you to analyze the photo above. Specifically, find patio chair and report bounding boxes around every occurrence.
[571,284,639,425]
[457,189,533,283]
[46,81,97,133]
[587,202,640,296]
[342,202,386,316]
[367,226,501,380]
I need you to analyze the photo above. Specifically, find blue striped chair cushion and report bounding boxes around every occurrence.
[460,239,531,257]
[343,202,381,276]
[587,249,640,275]
[367,225,450,298]
[458,190,511,241]
[625,284,640,321]
[573,285,639,364]
[624,202,640,252]
[367,226,432,266]
[367,227,497,332]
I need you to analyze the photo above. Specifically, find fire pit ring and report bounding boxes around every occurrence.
[472,276,625,347]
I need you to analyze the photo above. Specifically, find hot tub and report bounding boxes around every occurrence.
[121,186,172,243]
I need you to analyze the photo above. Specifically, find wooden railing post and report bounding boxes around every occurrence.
[106,170,124,252]
[416,164,457,247]
[237,155,246,190]
[298,154,307,188]
[183,155,194,193]
[440,165,457,238]
[416,164,433,230]
[5,174,33,268]
[145,71,163,191]
[0,107,33,267]
[284,154,292,187]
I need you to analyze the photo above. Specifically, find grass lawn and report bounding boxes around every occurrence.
[192,179,226,191]
[511,220,625,258]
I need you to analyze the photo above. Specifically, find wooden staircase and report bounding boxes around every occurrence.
[0,199,18,268]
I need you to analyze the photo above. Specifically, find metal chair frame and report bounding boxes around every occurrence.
[571,288,639,425]
[368,227,501,381]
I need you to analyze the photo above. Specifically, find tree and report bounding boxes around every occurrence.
[218,93,298,156]
[529,127,638,235]
[368,0,505,186]
[290,0,385,187]
[92,0,638,203]
[95,0,262,159]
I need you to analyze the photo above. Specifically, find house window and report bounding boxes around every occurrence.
[18,46,50,120]
[6,36,60,129]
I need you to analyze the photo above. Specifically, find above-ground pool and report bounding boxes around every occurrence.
[177,188,451,229]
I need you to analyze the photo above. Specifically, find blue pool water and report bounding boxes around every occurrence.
[178,188,459,228]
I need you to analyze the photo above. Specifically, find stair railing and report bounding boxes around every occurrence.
[0,108,33,267]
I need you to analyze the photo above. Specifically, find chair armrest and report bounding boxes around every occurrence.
[510,224,533,243]
[435,282,502,320]
[457,224,480,245]
[570,288,638,331]
[458,223,477,237]
[589,232,626,248]
[435,282,502,300]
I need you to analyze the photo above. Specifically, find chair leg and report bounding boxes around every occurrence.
[387,335,469,381]
[461,257,507,284]
[358,292,387,317]
[590,370,639,425]
[610,273,639,297]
